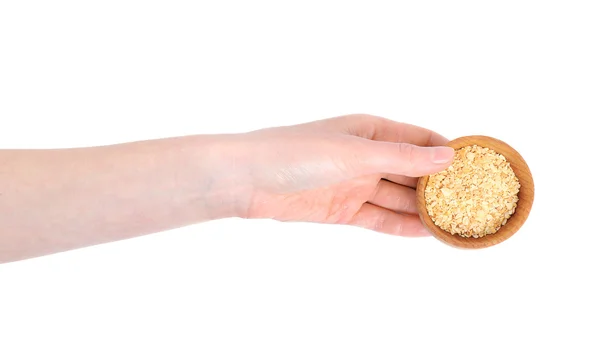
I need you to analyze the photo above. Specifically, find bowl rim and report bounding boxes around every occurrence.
[415,135,535,249]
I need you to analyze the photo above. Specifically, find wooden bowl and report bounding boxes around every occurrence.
[416,136,534,249]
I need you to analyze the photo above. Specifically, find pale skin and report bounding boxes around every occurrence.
[0,115,454,263]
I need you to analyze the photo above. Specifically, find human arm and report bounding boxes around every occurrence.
[0,115,453,263]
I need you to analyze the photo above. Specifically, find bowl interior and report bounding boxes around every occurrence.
[416,136,534,249]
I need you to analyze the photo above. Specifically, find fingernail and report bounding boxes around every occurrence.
[432,147,455,164]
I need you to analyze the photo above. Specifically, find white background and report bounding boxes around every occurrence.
[1,1,599,345]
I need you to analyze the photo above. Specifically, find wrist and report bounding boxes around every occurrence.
[193,134,254,220]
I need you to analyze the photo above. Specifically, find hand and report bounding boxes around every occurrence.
[0,113,454,263]
[233,114,454,236]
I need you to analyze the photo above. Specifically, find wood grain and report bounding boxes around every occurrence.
[416,136,534,249]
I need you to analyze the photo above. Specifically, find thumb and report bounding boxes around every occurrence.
[363,141,455,177]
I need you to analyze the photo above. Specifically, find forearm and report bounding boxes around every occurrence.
[0,135,246,263]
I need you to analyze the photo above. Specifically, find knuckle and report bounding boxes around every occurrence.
[399,195,414,213]
[397,143,416,167]
[373,212,386,231]
[336,114,382,139]
[346,113,376,122]
[394,221,405,236]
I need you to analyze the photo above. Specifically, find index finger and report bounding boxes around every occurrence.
[314,114,450,146]
[360,115,449,146]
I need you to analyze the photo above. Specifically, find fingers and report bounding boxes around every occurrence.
[348,203,430,237]
[382,121,450,147]
[361,140,454,177]
[383,174,418,188]
[368,179,418,214]
[317,114,450,146]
